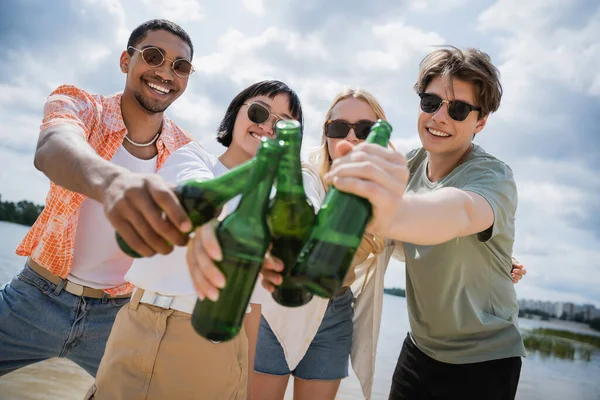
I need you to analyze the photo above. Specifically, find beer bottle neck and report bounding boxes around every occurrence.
[176,157,256,208]
[236,155,280,218]
[276,137,305,196]
[365,120,392,146]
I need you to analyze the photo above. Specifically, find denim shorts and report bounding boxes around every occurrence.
[254,287,354,380]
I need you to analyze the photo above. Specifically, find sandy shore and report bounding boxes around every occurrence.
[0,358,94,399]
[0,358,367,400]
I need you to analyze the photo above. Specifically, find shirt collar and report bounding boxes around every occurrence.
[101,92,127,134]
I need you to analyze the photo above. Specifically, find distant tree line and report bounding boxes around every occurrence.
[519,307,600,332]
[519,308,553,321]
[383,288,406,297]
[0,194,44,226]
[559,311,594,324]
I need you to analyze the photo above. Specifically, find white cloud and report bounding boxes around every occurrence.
[0,83,48,114]
[0,83,49,149]
[479,0,600,98]
[356,22,444,71]
[194,27,329,81]
[168,94,224,153]
[0,148,49,204]
[242,0,265,16]
[510,155,600,305]
[408,0,469,12]
[83,0,127,41]
[139,0,206,22]
[478,0,564,32]
[519,182,588,220]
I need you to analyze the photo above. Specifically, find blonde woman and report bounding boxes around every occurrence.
[249,89,398,400]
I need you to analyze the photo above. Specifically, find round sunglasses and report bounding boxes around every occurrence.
[244,102,285,126]
[128,46,194,78]
[418,92,481,122]
[324,119,375,140]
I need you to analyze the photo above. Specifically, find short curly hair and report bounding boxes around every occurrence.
[127,19,194,59]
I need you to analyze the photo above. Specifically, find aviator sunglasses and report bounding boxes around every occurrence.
[418,92,481,122]
[244,102,285,126]
[324,120,375,140]
[128,46,195,78]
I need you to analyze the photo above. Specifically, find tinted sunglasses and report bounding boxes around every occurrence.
[324,119,375,140]
[128,46,194,78]
[244,102,284,126]
[418,92,481,122]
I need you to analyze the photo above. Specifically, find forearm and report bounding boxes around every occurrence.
[34,126,125,202]
[386,188,479,245]
[244,303,261,384]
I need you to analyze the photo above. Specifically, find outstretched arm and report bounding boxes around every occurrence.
[35,86,190,257]
[325,142,501,246]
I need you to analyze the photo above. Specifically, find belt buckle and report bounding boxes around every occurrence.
[65,281,84,296]
[151,293,174,309]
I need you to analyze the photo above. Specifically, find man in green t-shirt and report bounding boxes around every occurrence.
[326,47,525,399]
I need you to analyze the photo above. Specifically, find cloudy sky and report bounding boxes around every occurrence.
[1,0,599,307]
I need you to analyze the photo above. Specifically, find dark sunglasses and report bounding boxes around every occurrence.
[324,119,375,140]
[418,92,481,122]
[244,102,284,126]
[128,46,194,78]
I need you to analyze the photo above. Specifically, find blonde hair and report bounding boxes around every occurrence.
[309,88,390,259]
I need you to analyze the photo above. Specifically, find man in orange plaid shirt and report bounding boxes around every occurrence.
[0,19,195,376]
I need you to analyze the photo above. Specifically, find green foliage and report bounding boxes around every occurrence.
[519,308,553,320]
[573,312,586,323]
[0,194,44,226]
[523,328,600,362]
[523,335,576,360]
[529,328,600,348]
[560,311,568,320]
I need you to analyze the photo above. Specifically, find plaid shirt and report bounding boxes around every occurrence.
[16,85,193,295]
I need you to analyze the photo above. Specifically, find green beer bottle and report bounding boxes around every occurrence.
[268,120,315,307]
[293,119,392,298]
[116,157,258,258]
[192,138,284,342]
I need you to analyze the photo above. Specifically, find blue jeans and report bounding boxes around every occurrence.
[254,287,354,380]
[0,263,129,377]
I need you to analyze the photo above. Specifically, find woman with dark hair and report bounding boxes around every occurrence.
[215,80,303,147]
[88,80,304,400]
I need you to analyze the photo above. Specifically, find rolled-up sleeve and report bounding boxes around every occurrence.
[40,85,100,140]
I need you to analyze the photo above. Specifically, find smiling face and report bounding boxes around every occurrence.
[121,29,192,114]
[418,75,488,157]
[230,94,294,159]
[326,97,378,161]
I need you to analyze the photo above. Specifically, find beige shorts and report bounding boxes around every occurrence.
[86,289,248,400]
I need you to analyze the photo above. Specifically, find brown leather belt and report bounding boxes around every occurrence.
[26,258,131,299]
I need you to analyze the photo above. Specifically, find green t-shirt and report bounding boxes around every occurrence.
[403,144,526,364]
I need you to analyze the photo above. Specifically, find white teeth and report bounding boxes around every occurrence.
[429,128,451,137]
[250,132,262,140]
[147,82,171,94]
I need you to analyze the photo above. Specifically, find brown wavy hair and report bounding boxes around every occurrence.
[414,46,503,119]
